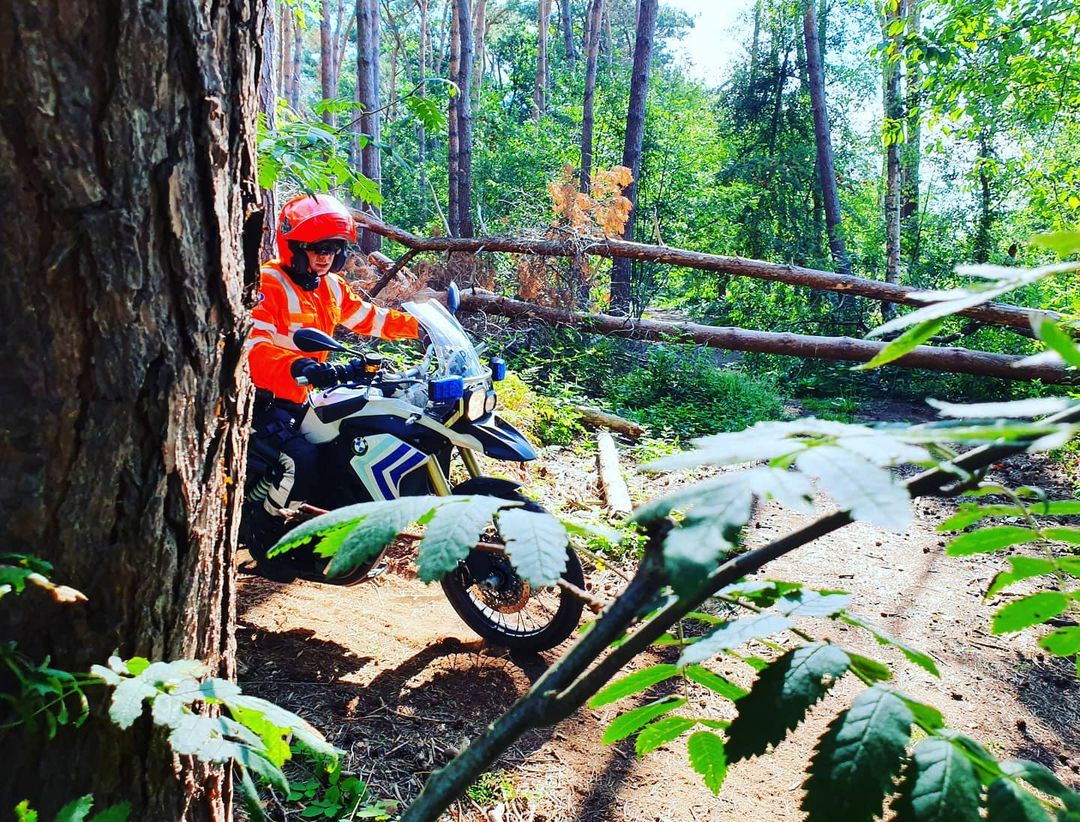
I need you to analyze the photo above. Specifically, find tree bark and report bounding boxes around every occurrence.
[418,0,429,161]
[321,0,336,123]
[975,129,995,263]
[350,210,1056,332]
[803,0,853,280]
[456,0,475,237]
[560,0,576,70]
[357,0,383,250]
[260,0,279,262]
[882,0,903,320]
[534,0,552,119]
[901,0,922,268]
[290,12,303,109]
[472,0,487,102]
[459,293,1070,384]
[448,0,461,235]
[610,0,658,313]
[0,0,259,815]
[580,0,604,193]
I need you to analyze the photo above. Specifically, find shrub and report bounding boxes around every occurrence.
[495,372,585,447]
[606,346,784,438]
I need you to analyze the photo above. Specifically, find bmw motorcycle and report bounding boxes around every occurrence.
[242,290,585,652]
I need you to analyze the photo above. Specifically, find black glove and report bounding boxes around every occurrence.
[291,358,338,388]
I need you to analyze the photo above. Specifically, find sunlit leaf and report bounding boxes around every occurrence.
[497,507,569,586]
[687,731,728,794]
[635,715,697,755]
[602,697,686,745]
[946,525,1037,556]
[417,497,516,582]
[683,664,748,701]
[796,446,912,531]
[856,317,948,370]
[1038,626,1080,656]
[991,592,1072,633]
[679,614,794,666]
[589,664,680,708]
[987,556,1058,596]
[928,397,1075,418]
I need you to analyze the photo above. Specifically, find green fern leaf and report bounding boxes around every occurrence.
[326,497,446,578]
[986,777,1052,821]
[589,664,680,708]
[687,731,728,795]
[892,738,980,822]
[417,497,516,582]
[679,614,794,666]
[796,446,912,531]
[602,696,686,744]
[497,507,569,586]
[635,716,697,755]
[725,643,851,761]
[992,592,1072,633]
[801,686,915,821]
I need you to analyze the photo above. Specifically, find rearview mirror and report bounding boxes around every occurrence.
[294,328,350,353]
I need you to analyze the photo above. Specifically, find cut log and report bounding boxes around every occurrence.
[350,210,1055,332]
[596,432,632,517]
[575,405,645,438]
[458,291,1074,385]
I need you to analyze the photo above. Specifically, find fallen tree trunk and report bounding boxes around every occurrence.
[574,405,645,438]
[596,432,632,517]
[460,291,1073,385]
[352,211,1054,332]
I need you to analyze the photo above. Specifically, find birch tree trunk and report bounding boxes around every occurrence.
[580,0,604,193]
[803,0,853,281]
[610,0,658,313]
[0,0,259,814]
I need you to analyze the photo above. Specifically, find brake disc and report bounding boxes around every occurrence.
[475,568,532,614]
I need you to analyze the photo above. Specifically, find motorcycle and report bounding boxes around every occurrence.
[241,287,585,652]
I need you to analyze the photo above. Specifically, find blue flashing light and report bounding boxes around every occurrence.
[490,357,506,382]
[430,376,464,403]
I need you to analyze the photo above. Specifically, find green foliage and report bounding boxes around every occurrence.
[14,797,131,822]
[89,657,336,820]
[802,686,915,821]
[286,757,396,820]
[606,346,784,439]
[492,372,585,447]
[269,494,570,588]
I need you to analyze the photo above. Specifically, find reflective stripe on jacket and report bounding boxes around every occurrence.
[246,261,419,403]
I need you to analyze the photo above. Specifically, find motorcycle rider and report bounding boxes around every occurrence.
[244,193,420,579]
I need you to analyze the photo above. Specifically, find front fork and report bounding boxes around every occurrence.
[424,446,482,497]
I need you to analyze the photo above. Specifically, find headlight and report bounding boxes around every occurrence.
[485,391,497,413]
[465,388,487,421]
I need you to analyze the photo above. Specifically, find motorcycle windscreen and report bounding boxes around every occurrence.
[403,299,485,381]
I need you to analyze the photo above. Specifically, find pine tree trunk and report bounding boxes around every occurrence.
[456,0,475,237]
[418,0,429,161]
[260,0,279,262]
[357,0,382,250]
[448,0,461,236]
[560,0,576,70]
[290,17,303,109]
[279,0,291,101]
[321,0,335,123]
[0,0,259,815]
[803,0,853,280]
[534,0,551,119]
[580,0,604,194]
[882,0,902,320]
[610,0,658,313]
[473,0,487,102]
[901,0,922,269]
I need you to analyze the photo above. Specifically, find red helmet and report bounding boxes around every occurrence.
[275,193,357,262]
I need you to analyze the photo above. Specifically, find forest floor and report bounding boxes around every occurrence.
[237,399,1080,821]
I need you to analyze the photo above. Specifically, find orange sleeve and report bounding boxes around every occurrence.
[246,274,319,403]
[334,275,419,340]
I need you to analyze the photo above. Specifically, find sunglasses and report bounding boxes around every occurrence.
[300,240,347,255]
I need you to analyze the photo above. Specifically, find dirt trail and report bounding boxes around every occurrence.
[238,423,1080,821]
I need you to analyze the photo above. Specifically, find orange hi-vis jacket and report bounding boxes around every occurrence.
[247,261,419,403]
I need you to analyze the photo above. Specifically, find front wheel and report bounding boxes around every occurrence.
[440,483,586,652]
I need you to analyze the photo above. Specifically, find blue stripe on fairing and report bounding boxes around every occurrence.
[371,444,413,499]
[388,450,427,492]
